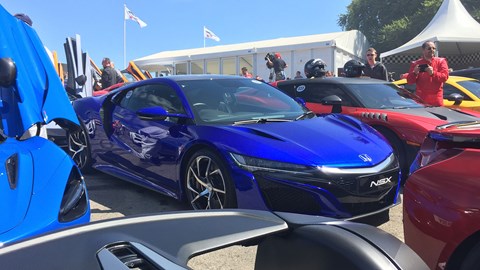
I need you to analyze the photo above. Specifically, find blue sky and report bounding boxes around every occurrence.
[2,0,351,69]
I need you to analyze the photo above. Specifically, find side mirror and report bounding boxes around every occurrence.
[0,58,17,88]
[447,93,463,105]
[294,97,306,107]
[136,106,191,121]
[75,74,87,86]
[321,95,342,113]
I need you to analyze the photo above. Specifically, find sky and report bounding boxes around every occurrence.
[2,0,352,69]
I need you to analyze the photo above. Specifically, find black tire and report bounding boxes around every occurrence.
[184,149,237,210]
[374,127,408,185]
[67,123,93,173]
[459,242,480,270]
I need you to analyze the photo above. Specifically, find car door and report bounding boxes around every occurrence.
[110,83,190,192]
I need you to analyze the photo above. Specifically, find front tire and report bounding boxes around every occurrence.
[459,242,480,270]
[184,149,237,210]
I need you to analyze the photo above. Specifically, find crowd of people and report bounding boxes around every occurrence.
[259,41,448,105]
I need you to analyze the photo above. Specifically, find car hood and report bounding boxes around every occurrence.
[0,5,79,137]
[206,115,392,168]
[0,139,33,234]
[385,106,480,123]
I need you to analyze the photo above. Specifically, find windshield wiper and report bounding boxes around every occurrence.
[295,111,316,121]
[233,118,291,125]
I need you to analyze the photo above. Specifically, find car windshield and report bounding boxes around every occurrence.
[177,78,310,124]
[347,83,424,109]
[457,80,480,99]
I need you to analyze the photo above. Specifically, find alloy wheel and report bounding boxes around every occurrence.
[186,154,228,209]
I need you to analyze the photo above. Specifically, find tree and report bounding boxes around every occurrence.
[338,0,480,53]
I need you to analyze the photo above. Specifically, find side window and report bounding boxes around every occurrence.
[120,84,185,113]
[299,84,354,107]
[443,84,473,101]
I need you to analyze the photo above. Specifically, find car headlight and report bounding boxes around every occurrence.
[230,153,311,174]
[59,167,89,222]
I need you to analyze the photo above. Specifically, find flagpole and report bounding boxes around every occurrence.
[203,26,205,48]
[123,4,127,69]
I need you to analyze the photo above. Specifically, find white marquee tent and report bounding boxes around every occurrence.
[133,30,369,80]
[381,0,480,74]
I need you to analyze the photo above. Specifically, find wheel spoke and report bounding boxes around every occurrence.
[68,130,88,168]
[188,167,208,188]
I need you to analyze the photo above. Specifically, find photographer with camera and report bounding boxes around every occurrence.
[266,52,287,81]
[406,41,449,106]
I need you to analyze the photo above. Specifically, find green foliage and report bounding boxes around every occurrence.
[338,0,480,53]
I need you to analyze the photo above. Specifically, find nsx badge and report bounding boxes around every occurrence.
[370,176,392,187]
[358,154,372,162]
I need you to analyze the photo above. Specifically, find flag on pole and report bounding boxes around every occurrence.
[204,26,220,42]
[124,5,147,28]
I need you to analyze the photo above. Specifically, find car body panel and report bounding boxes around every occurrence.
[395,76,480,112]
[0,5,90,245]
[404,121,480,270]
[0,5,79,137]
[73,75,400,219]
[0,137,90,245]
[0,210,429,270]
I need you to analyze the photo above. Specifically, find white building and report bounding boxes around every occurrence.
[133,30,369,80]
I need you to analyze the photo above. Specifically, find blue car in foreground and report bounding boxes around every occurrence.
[70,75,400,219]
[0,5,90,245]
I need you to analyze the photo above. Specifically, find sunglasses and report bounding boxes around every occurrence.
[426,47,436,51]
[366,54,375,56]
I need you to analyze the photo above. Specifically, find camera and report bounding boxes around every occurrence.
[264,52,275,61]
[419,64,428,72]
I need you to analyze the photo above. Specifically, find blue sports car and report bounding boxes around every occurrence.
[70,75,400,219]
[0,5,90,245]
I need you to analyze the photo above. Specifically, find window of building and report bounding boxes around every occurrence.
[175,63,187,75]
[222,57,235,75]
[191,60,204,74]
[206,59,220,74]
[239,55,253,76]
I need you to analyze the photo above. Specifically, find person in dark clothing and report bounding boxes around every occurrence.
[100,57,122,89]
[266,52,287,81]
[363,48,388,81]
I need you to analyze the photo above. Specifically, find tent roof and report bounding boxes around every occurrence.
[381,0,480,58]
[134,30,367,68]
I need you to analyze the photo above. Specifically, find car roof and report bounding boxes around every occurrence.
[160,74,247,82]
[450,68,480,79]
[277,77,392,86]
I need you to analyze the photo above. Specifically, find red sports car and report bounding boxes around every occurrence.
[403,121,480,270]
[274,77,480,182]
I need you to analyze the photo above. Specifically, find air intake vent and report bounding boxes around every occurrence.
[97,242,185,270]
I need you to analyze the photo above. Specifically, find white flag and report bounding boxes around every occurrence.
[204,26,220,42]
[124,5,147,28]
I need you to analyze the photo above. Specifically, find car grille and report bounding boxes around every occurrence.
[254,168,399,218]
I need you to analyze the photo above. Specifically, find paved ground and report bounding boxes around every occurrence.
[86,170,404,269]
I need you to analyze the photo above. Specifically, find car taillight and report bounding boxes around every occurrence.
[410,136,463,174]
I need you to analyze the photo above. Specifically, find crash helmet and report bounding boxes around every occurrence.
[343,60,365,77]
[304,59,327,78]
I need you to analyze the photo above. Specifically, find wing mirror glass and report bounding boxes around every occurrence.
[0,58,17,88]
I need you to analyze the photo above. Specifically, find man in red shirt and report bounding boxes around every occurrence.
[241,67,253,78]
[406,41,449,106]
